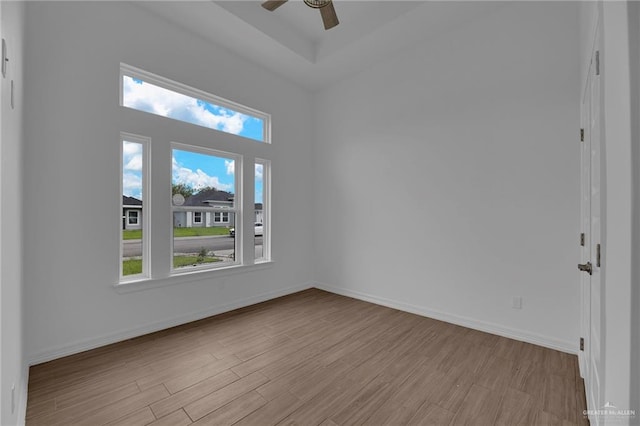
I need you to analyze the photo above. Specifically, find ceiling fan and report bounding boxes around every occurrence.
[261,0,339,30]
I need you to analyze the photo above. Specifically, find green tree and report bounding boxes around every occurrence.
[194,186,217,195]
[172,183,195,198]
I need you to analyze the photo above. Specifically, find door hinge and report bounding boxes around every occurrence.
[580,128,584,142]
[580,337,584,351]
[597,243,601,267]
[580,233,585,246]
[595,50,600,76]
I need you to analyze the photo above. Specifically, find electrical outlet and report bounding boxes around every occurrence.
[11,383,15,414]
[512,297,522,309]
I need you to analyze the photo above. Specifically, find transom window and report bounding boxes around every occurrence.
[121,64,270,143]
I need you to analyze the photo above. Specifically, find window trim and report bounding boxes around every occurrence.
[193,211,203,224]
[120,63,271,144]
[120,133,151,283]
[170,142,242,275]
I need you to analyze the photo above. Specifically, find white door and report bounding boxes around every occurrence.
[580,20,604,424]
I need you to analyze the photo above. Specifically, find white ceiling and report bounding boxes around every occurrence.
[137,1,505,91]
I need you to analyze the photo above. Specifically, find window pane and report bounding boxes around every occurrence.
[255,161,267,261]
[122,75,265,142]
[122,140,144,277]
[172,147,237,272]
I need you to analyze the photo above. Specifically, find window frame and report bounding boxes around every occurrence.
[120,63,271,144]
[192,211,203,224]
[170,142,242,275]
[120,133,151,283]
[127,210,139,225]
[214,212,229,223]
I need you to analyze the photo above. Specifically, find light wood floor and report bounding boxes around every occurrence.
[26,289,588,425]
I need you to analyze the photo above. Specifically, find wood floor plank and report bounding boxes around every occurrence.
[450,384,502,425]
[369,365,439,425]
[430,365,475,413]
[74,384,169,426]
[105,406,156,426]
[183,371,269,421]
[28,382,141,425]
[255,359,322,401]
[475,355,515,391]
[25,289,586,426]
[25,397,55,420]
[494,387,539,425]
[149,369,239,419]
[330,377,396,426]
[407,402,455,426]
[543,374,578,424]
[147,409,192,426]
[136,352,215,391]
[163,355,242,394]
[190,391,267,425]
[234,391,302,426]
[536,410,577,426]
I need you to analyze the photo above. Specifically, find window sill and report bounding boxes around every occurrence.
[114,261,274,294]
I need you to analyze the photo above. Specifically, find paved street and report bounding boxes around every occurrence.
[123,236,263,257]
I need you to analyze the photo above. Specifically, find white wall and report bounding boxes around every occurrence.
[23,2,314,362]
[1,2,26,424]
[313,2,581,352]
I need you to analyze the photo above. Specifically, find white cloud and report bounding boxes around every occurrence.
[255,163,263,181]
[123,172,142,198]
[125,155,142,171]
[172,158,233,192]
[225,160,235,175]
[123,141,142,171]
[123,77,248,136]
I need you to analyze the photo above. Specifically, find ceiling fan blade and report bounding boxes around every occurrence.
[320,2,339,30]
[262,0,288,11]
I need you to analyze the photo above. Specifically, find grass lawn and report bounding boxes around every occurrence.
[122,255,222,276]
[123,227,230,240]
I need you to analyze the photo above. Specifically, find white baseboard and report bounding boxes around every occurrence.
[28,282,313,366]
[314,282,577,355]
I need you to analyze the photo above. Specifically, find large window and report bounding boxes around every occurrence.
[118,64,271,286]
[120,134,150,281]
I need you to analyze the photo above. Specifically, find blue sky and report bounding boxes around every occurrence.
[123,141,143,199]
[123,76,264,142]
